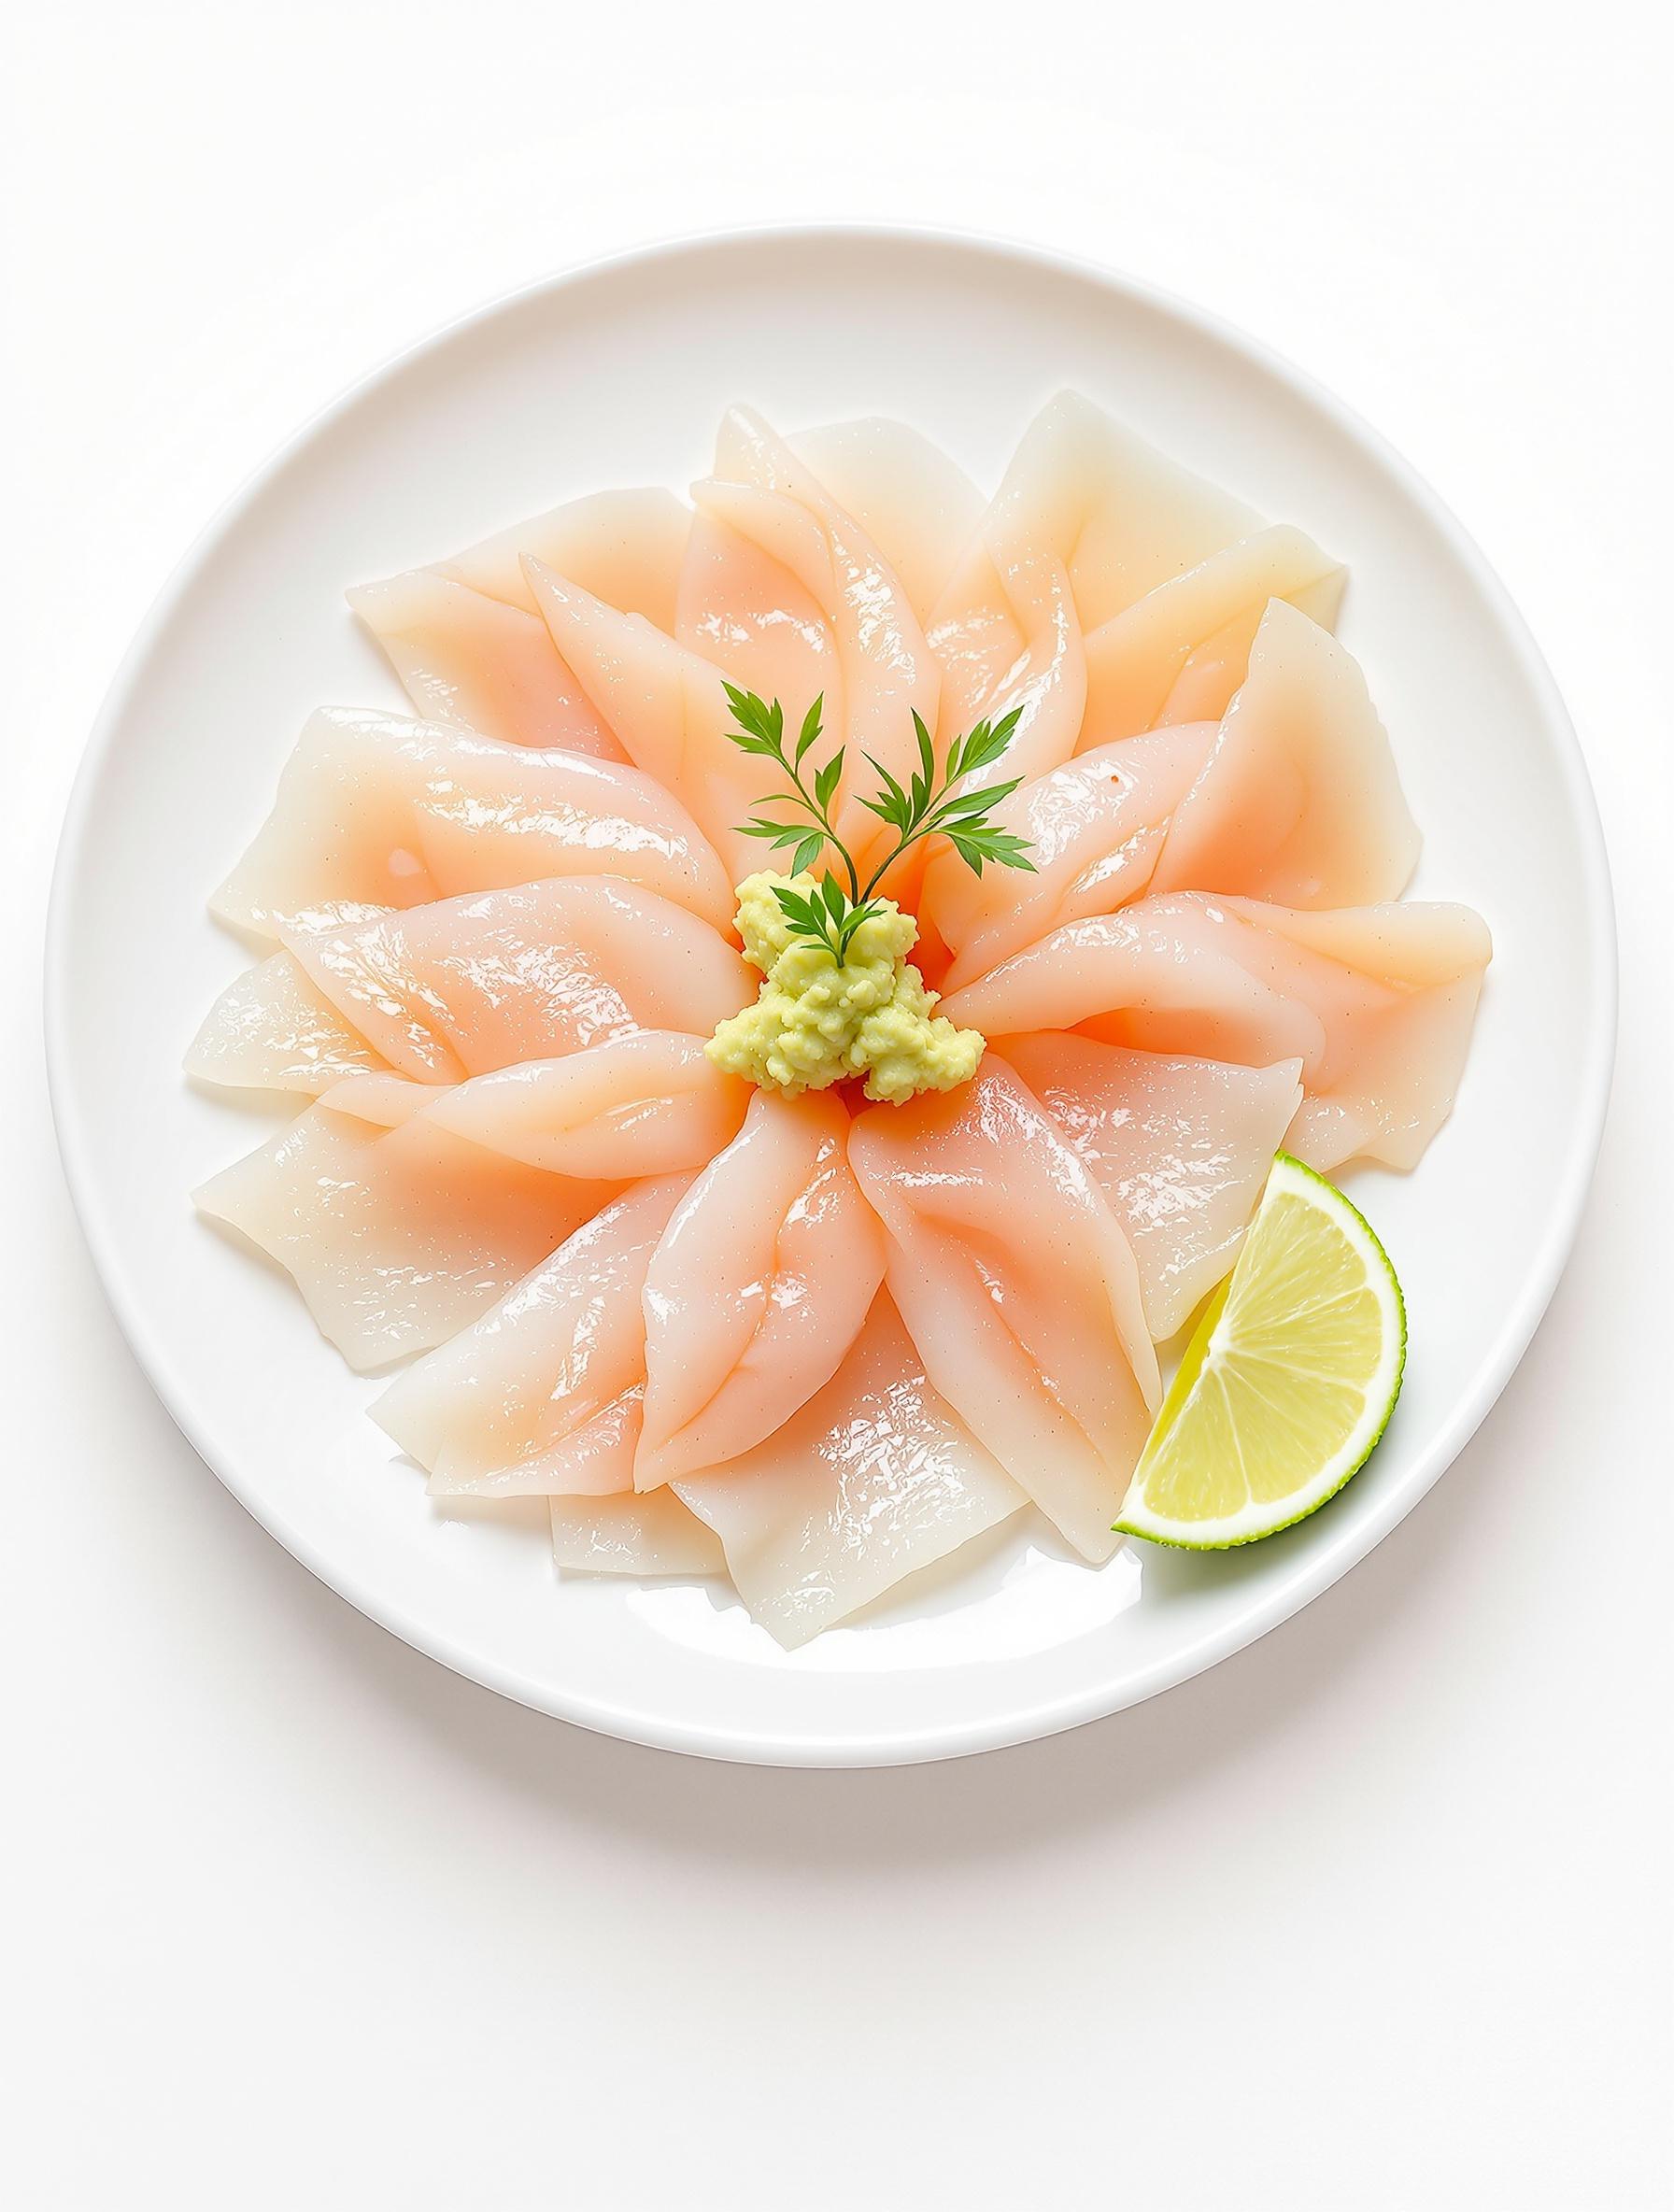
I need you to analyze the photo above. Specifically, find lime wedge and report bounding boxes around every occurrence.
[1114,1154,1405,1549]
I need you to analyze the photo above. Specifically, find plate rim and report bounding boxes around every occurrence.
[43,220,1619,1766]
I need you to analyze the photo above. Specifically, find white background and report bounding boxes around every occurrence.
[4,7,1668,2206]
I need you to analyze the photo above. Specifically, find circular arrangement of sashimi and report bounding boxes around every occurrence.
[188,392,1490,1648]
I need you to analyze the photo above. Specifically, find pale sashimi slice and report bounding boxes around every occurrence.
[675,1295,1026,1649]
[787,417,985,621]
[549,1492,724,1577]
[924,725,1216,991]
[847,1063,1159,1562]
[674,510,841,740]
[934,390,1264,646]
[1000,1035,1304,1339]
[1147,601,1420,907]
[924,542,1087,789]
[186,950,391,1095]
[942,895,1492,1171]
[193,1099,613,1368]
[347,570,625,757]
[419,1031,748,1178]
[1156,569,1346,728]
[522,560,776,881]
[433,487,691,625]
[283,878,753,1085]
[373,1177,688,1496]
[1080,526,1344,744]
[635,1091,887,1490]
[210,707,735,942]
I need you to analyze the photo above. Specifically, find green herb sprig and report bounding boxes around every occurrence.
[724,685,1035,963]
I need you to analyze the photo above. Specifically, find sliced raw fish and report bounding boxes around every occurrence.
[674,511,840,738]
[1147,601,1419,907]
[282,877,753,1085]
[211,706,735,942]
[787,417,984,621]
[847,1062,1158,1561]
[193,1099,612,1368]
[676,1295,1025,1648]
[925,543,1087,788]
[1000,1035,1303,1339]
[925,725,1215,991]
[549,1492,725,1576]
[433,487,690,625]
[522,560,781,881]
[1080,527,1344,744]
[419,1031,748,1178]
[347,570,625,757]
[373,1177,688,1496]
[942,894,1491,1170]
[636,1091,887,1489]
[186,949,390,1094]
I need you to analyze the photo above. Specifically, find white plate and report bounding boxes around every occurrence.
[47,227,1614,1767]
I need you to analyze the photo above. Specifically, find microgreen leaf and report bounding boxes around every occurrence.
[814,748,844,814]
[795,694,825,765]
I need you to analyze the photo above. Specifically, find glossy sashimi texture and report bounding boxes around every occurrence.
[943,894,1491,1170]
[849,1062,1159,1562]
[193,392,1491,1643]
[211,707,736,941]
[1000,1036,1304,1340]
[282,877,752,1085]
[677,1297,1026,1648]
[636,1091,887,1490]
[194,1098,614,1369]
[373,1177,689,1496]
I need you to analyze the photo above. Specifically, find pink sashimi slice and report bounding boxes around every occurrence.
[279,877,753,1085]
[347,570,625,758]
[635,1090,887,1490]
[923,724,1216,992]
[924,541,1087,791]
[418,1031,749,1179]
[548,1492,725,1577]
[372,1176,689,1496]
[674,510,842,743]
[521,560,781,882]
[1146,601,1420,908]
[210,706,736,942]
[941,894,1492,1171]
[675,1294,1026,1648]
[192,1099,615,1369]
[785,417,985,623]
[1079,527,1344,744]
[432,487,691,627]
[1000,1036,1304,1339]
[847,1062,1159,1562]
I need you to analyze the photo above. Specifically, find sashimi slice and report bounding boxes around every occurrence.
[676,1296,1025,1649]
[924,725,1215,992]
[433,487,691,625]
[942,895,1492,1170]
[373,1177,688,1496]
[522,560,778,881]
[1155,569,1346,728]
[934,390,1264,645]
[847,1063,1159,1562]
[549,1492,724,1577]
[635,1091,887,1489]
[193,1099,612,1368]
[924,542,1087,789]
[419,1031,748,1178]
[283,878,753,1085]
[787,417,985,621]
[1080,526,1344,744]
[674,512,841,741]
[186,950,390,1095]
[211,706,735,941]
[1001,1035,1304,1339]
[1147,601,1420,907]
[347,571,625,757]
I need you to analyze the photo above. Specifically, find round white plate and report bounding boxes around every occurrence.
[47,227,1614,1766]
